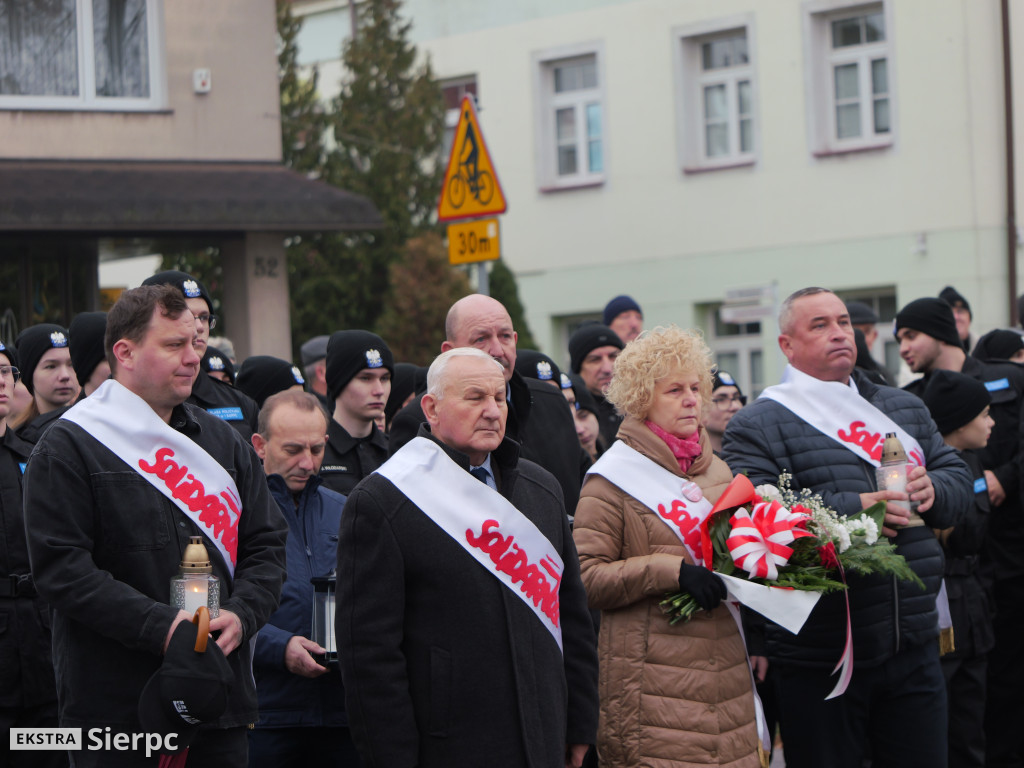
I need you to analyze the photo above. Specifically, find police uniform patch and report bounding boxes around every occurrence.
[0,342,6,352]
[985,378,1010,392]
[560,373,572,390]
[536,361,553,380]
[208,356,225,371]
[50,331,68,348]
[321,464,352,474]
[207,406,244,421]
[292,366,305,384]
[718,371,736,386]
[974,477,988,494]
[365,349,383,368]
[182,279,202,298]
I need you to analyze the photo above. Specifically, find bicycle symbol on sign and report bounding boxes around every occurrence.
[448,110,494,209]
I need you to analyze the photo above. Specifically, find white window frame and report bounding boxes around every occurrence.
[0,0,167,112]
[532,41,607,191]
[704,304,765,398]
[673,15,759,173]
[804,0,895,156]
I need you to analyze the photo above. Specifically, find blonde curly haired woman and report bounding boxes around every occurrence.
[572,326,762,768]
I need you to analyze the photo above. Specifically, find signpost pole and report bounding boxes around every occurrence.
[477,262,489,296]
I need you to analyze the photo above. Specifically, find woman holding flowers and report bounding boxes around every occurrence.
[573,326,762,768]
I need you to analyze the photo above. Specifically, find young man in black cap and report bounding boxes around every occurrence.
[569,323,625,448]
[68,311,110,398]
[896,296,1024,767]
[142,270,259,440]
[23,285,287,767]
[319,330,393,495]
[602,295,643,344]
[0,339,63,768]
[13,323,78,441]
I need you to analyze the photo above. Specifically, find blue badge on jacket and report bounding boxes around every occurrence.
[208,406,244,421]
[985,378,1010,392]
[974,477,988,494]
[18,462,26,474]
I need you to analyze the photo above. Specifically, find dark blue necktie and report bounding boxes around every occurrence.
[470,467,490,486]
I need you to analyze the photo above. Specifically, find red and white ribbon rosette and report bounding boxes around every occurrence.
[726,500,814,580]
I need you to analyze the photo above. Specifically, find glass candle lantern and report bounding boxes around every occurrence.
[311,572,337,666]
[875,432,916,516]
[170,536,220,618]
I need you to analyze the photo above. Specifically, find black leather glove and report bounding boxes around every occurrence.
[678,561,727,612]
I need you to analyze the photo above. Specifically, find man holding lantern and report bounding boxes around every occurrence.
[24,284,287,767]
[723,287,970,768]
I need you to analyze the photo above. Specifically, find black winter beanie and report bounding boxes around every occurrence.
[16,323,69,395]
[894,298,961,349]
[325,331,394,403]
[69,311,108,387]
[568,323,624,374]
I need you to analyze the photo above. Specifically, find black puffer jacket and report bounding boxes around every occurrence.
[722,370,971,668]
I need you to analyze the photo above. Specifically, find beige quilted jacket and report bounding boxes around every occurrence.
[573,416,761,768]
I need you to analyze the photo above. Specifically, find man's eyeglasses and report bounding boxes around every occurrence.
[195,314,219,330]
[711,393,746,408]
[0,366,21,382]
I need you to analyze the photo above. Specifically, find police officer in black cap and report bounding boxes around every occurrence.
[142,270,259,441]
[318,330,392,495]
[202,346,237,385]
[236,356,306,410]
[0,339,64,767]
[13,323,77,442]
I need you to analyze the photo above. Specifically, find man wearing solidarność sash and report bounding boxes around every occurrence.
[723,287,971,768]
[23,285,287,768]
[337,347,599,768]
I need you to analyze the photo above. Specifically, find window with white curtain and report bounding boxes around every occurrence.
[805,2,893,155]
[533,43,606,190]
[0,0,164,110]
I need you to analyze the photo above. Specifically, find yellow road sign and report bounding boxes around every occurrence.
[448,218,500,265]
[437,97,508,221]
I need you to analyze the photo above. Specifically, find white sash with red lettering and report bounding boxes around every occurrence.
[375,437,564,653]
[586,440,819,634]
[61,379,240,577]
[760,365,926,468]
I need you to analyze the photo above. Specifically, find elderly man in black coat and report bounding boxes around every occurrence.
[337,347,599,768]
[389,293,587,516]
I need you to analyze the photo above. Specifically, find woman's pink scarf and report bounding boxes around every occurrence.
[645,421,702,474]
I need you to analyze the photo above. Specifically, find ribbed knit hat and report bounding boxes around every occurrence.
[16,323,69,395]
[921,369,990,435]
[202,346,236,384]
[603,295,642,327]
[972,329,1024,362]
[568,323,624,374]
[939,286,972,319]
[515,349,562,385]
[326,331,393,403]
[894,298,961,348]
[142,270,213,314]
[236,355,305,409]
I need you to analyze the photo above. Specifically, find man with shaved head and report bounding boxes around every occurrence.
[390,294,588,515]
